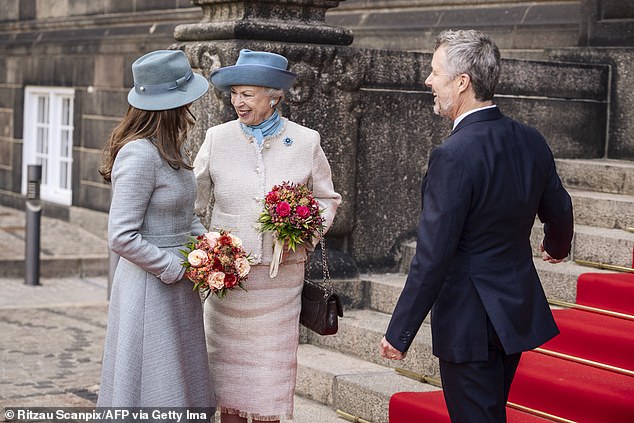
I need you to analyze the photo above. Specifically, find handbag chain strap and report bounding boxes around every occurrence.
[307,228,333,297]
[319,231,331,284]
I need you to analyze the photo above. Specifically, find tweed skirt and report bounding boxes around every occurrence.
[204,262,304,421]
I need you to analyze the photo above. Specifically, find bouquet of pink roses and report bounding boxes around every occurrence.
[181,230,251,299]
[258,181,324,277]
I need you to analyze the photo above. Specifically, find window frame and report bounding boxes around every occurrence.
[22,86,75,206]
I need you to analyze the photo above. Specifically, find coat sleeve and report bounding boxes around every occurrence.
[193,127,215,219]
[190,214,207,237]
[108,141,186,284]
[308,133,342,248]
[385,146,472,353]
[537,152,574,259]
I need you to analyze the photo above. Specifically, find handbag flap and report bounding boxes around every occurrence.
[303,279,343,317]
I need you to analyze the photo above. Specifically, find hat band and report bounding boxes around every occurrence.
[134,69,194,95]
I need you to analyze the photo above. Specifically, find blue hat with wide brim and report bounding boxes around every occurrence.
[128,50,209,111]
[210,49,297,91]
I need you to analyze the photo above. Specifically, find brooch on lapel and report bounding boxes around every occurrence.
[283,137,293,147]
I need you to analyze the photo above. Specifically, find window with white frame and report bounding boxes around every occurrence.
[22,86,75,205]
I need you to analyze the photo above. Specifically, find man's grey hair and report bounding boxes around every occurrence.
[434,30,501,101]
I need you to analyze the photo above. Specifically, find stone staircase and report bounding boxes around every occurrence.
[295,158,634,423]
[3,158,630,422]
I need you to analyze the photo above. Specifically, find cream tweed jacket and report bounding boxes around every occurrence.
[193,118,341,264]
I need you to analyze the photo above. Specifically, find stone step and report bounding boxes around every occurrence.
[401,225,634,277]
[302,308,439,381]
[0,255,109,278]
[530,223,634,268]
[555,158,634,196]
[293,394,347,423]
[297,343,438,423]
[570,224,634,269]
[0,205,109,278]
[532,258,613,304]
[363,257,615,316]
[568,189,634,230]
[364,272,408,317]
[399,233,631,301]
[522,222,634,270]
[297,342,389,407]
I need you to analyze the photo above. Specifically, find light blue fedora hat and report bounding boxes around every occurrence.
[210,49,297,91]
[128,50,209,111]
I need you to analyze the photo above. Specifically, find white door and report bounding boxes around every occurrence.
[22,86,75,205]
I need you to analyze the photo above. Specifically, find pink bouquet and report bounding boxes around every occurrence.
[258,181,324,277]
[181,230,251,299]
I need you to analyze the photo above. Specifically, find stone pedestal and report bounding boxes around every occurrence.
[175,0,352,45]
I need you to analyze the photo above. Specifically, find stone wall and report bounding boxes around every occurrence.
[178,40,608,270]
[326,0,582,51]
[580,0,634,46]
[0,0,195,20]
[547,47,634,159]
[0,1,201,217]
[0,0,626,270]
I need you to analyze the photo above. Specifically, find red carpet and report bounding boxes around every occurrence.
[544,308,634,371]
[576,272,634,315]
[389,271,634,423]
[509,351,634,422]
[389,390,553,422]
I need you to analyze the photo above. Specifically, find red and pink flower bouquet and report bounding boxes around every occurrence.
[258,181,324,277]
[181,230,251,299]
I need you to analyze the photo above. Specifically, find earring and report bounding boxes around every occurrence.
[270,100,276,108]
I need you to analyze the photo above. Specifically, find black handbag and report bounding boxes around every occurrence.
[300,234,343,335]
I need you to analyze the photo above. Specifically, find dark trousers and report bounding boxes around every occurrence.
[439,318,522,423]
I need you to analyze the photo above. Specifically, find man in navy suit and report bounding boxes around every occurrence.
[379,30,574,422]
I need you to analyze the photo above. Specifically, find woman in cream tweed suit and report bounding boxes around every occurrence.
[194,49,341,423]
[97,50,214,411]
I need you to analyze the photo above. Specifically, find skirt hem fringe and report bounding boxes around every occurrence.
[219,406,293,421]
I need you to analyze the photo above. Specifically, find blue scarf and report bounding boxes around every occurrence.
[240,111,282,147]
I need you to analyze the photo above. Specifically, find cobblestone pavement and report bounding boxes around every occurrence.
[0,204,344,422]
[1,204,111,416]
[0,277,109,413]
[0,304,342,423]
[0,278,344,423]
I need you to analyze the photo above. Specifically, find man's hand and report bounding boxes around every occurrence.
[540,240,564,264]
[379,336,406,360]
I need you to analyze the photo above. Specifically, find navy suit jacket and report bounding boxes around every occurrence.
[385,107,574,363]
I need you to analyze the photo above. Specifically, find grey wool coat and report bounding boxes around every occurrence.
[97,138,214,409]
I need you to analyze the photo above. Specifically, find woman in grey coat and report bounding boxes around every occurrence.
[96,49,214,413]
